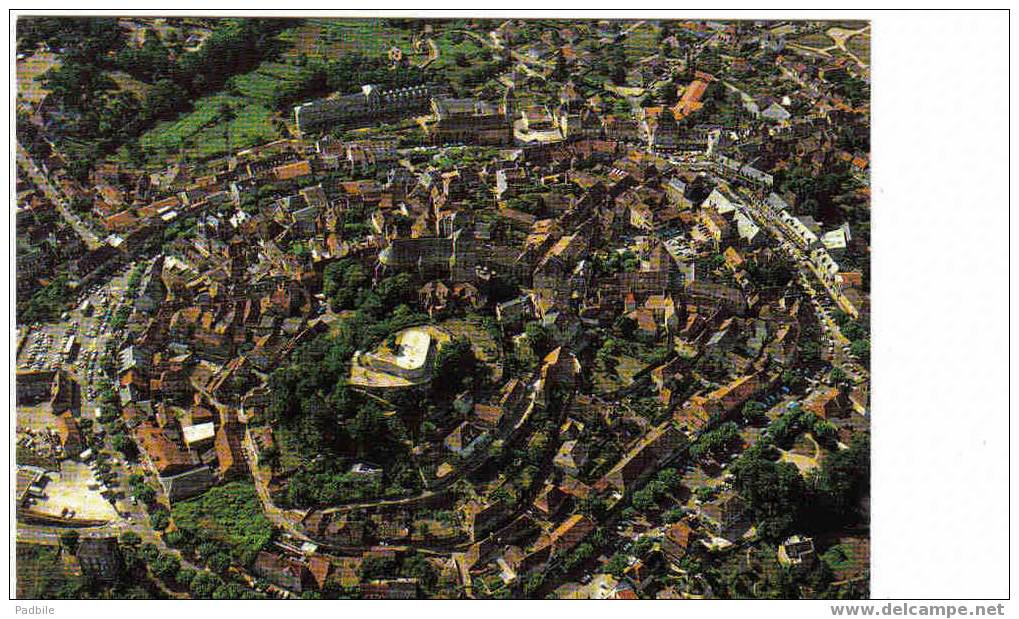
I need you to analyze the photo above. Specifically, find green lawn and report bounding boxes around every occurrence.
[622,22,659,62]
[128,57,305,167]
[231,61,304,106]
[283,19,414,61]
[439,315,500,362]
[431,31,487,71]
[795,33,836,49]
[137,93,280,164]
[821,543,855,570]
[845,34,870,62]
[127,19,419,168]
[592,354,646,394]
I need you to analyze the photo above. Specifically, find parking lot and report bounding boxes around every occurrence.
[17,263,135,413]
[17,326,63,371]
[21,460,121,524]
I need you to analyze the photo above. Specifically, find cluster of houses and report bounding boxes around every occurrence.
[15,17,870,598]
[272,136,858,595]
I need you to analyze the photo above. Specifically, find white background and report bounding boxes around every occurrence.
[869,9,1010,601]
[4,4,1013,614]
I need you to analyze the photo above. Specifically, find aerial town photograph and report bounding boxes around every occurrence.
[9,10,910,605]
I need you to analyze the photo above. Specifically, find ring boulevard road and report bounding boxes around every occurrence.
[669,158,868,382]
[17,141,105,250]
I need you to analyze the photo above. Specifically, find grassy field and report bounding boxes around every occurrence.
[431,30,487,71]
[136,93,280,164]
[828,21,869,30]
[230,61,304,106]
[15,51,60,105]
[592,354,646,394]
[109,70,152,99]
[125,19,420,168]
[622,22,660,62]
[439,315,500,362]
[282,19,415,62]
[846,34,871,62]
[796,33,836,49]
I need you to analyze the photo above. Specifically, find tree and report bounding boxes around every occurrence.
[213,582,248,599]
[663,507,686,523]
[564,542,594,571]
[656,467,683,491]
[163,528,192,549]
[691,422,741,461]
[346,403,386,459]
[731,452,807,541]
[592,552,625,579]
[552,52,568,81]
[151,553,181,580]
[742,400,768,424]
[112,433,138,459]
[40,61,116,113]
[138,542,160,564]
[814,434,869,523]
[781,370,805,393]
[149,507,170,531]
[208,552,232,574]
[607,45,628,85]
[259,444,281,470]
[190,571,223,599]
[117,34,173,81]
[140,78,181,121]
[372,272,416,314]
[176,20,289,96]
[133,483,156,505]
[217,102,237,155]
[596,337,620,375]
[176,567,198,588]
[401,552,438,593]
[96,89,143,141]
[653,78,677,104]
[18,274,72,324]
[850,339,870,364]
[359,554,399,580]
[523,570,545,596]
[119,531,141,549]
[524,321,553,360]
[59,530,80,554]
[432,337,479,397]
[614,315,638,339]
[632,488,658,513]
[578,495,608,519]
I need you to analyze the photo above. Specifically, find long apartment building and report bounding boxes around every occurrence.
[294,83,435,135]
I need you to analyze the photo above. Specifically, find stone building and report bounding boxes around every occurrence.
[294,84,435,135]
[430,98,513,145]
